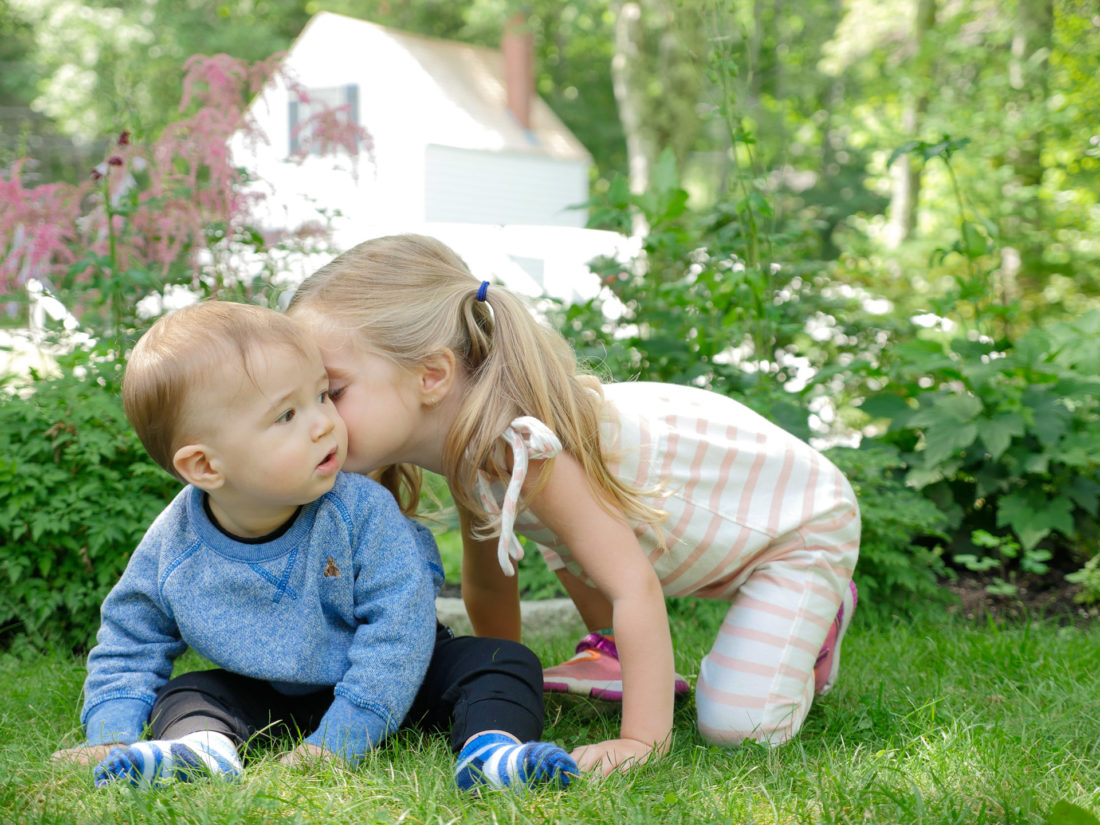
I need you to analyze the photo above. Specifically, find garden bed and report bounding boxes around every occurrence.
[943,570,1097,626]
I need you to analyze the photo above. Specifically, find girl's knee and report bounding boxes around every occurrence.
[695,712,800,748]
[695,690,807,748]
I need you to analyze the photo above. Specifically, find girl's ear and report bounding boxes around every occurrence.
[418,348,457,403]
[173,444,225,490]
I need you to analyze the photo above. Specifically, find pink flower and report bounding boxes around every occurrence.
[3,53,368,307]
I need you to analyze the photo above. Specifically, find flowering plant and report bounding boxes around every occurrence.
[1,53,368,350]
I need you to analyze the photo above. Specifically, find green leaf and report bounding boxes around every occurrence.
[950,337,997,361]
[1044,800,1100,825]
[960,221,989,258]
[997,491,1075,550]
[1033,412,1068,447]
[660,188,690,221]
[980,412,1026,459]
[650,147,680,197]
[922,421,978,466]
[906,461,956,489]
[1023,389,1070,447]
[891,338,952,371]
[887,139,924,168]
[921,136,970,161]
[953,553,998,572]
[1058,431,1100,468]
[742,191,774,219]
[1067,477,1100,518]
[1023,451,1051,475]
[859,394,910,421]
[970,529,1001,549]
[934,394,983,422]
[909,393,982,429]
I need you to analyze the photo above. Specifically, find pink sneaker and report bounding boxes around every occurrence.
[814,579,858,695]
[542,632,690,701]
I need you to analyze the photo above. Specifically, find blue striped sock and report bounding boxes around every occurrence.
[454,732,577,793]
[93,731,242,788]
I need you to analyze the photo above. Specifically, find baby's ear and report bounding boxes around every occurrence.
[173,444,224,490]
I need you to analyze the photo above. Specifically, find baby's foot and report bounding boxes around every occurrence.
[454,731,577,793]
[93,731,241,788]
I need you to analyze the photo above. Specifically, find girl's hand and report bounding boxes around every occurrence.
[51,744,119,765]
[570,737,659,776]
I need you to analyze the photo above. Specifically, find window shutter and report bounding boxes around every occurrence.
[345,84,359,125]
[288,100,300,154]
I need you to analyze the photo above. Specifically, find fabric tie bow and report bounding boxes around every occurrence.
[476,416,562,576]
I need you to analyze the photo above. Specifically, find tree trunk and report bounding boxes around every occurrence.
[819,71,845,259]
[1007,0,1053,189]
[886,0,936,247]
[1003,0,1053,292]
[611,1,650,198]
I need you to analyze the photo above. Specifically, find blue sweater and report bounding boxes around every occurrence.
[81,473,442,763]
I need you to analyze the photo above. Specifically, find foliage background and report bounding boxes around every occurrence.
[2,0,1099,649]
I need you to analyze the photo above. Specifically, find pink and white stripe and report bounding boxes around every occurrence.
[477,382,861,746]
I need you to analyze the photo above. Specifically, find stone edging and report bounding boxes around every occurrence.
[435,596,584,638]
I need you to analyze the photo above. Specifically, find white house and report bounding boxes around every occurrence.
[233,12,631,302]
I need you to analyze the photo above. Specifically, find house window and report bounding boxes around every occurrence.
[288,84,359,156]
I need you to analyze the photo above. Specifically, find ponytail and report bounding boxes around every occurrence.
[289,233,666,536]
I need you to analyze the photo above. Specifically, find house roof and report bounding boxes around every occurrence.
[285,12,591,162]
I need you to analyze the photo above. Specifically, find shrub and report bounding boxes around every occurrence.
[560,148,878,440]
[1066,555,1100,606]
[825,442,951,610]
[857,310,1100,575]
[0,347,179,651]
[0,51,372,649]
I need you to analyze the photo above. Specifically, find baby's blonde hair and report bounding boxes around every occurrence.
[123,301,314,480]
[287,233,664,534]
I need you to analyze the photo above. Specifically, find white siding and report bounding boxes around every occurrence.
[424,145,588,227]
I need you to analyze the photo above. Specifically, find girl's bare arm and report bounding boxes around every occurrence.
[527,453,675,775]
[458,504,523,642]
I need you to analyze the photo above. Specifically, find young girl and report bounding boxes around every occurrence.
[288,234,860,776]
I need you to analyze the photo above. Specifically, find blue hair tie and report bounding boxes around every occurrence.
[476,281,490,302]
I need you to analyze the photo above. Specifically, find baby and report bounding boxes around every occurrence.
[52,301,574,793]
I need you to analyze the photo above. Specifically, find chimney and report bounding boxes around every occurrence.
[502,13,534,130]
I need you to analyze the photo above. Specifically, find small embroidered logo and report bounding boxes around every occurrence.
[323,557,341,578]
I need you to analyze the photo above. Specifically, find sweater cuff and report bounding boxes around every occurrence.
[82,698,151,746]
[304,696,394,764]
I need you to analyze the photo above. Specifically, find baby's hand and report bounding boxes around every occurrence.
[278,742,332,767]
[570,737,658,777]
[51,744,119,765]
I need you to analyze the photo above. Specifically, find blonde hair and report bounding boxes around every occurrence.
[123,301,314,480]
[287,233,665,535]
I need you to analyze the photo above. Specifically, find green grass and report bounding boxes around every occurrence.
[2,605,1098,825]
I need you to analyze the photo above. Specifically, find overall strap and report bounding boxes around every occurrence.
[475,416,562,576]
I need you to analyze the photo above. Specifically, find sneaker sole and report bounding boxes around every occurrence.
[543,677,691,701]
[820,579,858,695]
[543,677,624,701]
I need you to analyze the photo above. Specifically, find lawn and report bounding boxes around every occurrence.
[2,600,1097,825]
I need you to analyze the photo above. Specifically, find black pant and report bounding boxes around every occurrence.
[149,624,544,755]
